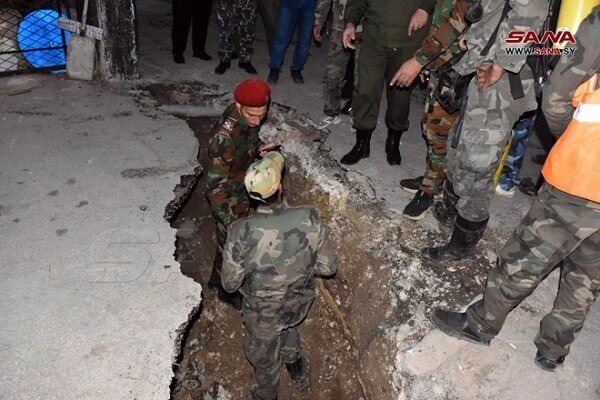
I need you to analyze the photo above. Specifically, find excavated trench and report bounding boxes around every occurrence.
[137,81,496,400]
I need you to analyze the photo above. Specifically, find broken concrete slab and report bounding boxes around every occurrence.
[0,74,201,400]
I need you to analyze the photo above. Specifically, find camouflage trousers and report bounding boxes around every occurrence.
[323,30,352,117]
[420,74,460,194]
[467,183,600,359]
[216,0,257,63]
[243,298,313,400]
[445,70,538,222]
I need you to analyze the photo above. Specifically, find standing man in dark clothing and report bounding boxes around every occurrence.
[206,79,278,309]
[215,0,259,75]
[172,0,213,64]
[255,0,281,56]
[339,0,435,166]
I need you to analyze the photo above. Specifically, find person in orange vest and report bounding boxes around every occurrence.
[428,6,600,372]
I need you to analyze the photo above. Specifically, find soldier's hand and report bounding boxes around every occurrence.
[343,23,357,49]
[313,25,322,42]
[477,63,505,92]
[408,9,429,36]
[258,142,281,157]
[458,35,468,51]
[390,57,423,87]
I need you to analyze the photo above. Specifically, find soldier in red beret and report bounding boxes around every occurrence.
[206,79,279,310]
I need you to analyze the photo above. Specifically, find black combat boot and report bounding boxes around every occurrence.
[534,351,565,372]
[340,129,372,165]
[433,179,459,228]
[239,61,258,74]
[385,129,403,165]
[430,309,490,345]
[250,385,274,400]
[422,215,488,263]
[267,68,279,84]
[214,61,231,75]
[285,355,311,392]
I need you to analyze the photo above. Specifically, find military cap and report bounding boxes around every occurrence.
[244,151,284,201]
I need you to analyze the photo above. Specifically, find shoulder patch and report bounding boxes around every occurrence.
[219,116,238,137]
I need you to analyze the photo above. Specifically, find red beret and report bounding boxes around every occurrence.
[234,79,272,107]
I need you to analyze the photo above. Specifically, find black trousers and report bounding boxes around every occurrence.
[172,0,213,56]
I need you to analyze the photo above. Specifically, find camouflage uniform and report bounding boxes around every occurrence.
[206,104,263,252]
[222,202,338,400]
[444,0,547,222]
[216,0,257,63]
[413,0,472,194]
[314,0,351,117]
[465,8,600,360]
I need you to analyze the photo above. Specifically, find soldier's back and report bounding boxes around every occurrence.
[231,204,323,302]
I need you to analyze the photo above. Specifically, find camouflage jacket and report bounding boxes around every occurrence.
[542,6,600,137]
[414,0,472,69]
[453,0,547,75]
[221,201,338,305]
[206,104,262,218]
[315,0,347,32]
[344,0,436,48]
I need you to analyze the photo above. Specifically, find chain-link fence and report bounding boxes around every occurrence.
[0,0,73,76]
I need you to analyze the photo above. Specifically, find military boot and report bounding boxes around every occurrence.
[430,309,490,345]
[285,355,311,392]
[433,180,459,228]
[422,215,488,263]
[250,384,275,400]
[340,129,372,165]
[534,351,565,372]
[385,129,403,165]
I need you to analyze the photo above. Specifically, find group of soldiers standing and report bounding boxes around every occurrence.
[199,0,600,396]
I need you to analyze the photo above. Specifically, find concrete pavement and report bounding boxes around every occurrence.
[0,74,201,399]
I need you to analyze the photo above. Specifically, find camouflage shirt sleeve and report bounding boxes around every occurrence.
[493,0,547,73]
[344,0,368,26]
[315,0,333,27]
[221,221,247,293]
[542,7,600,137]
[312,209,338,276]
[414,0,471,67]
[206,132,236,224]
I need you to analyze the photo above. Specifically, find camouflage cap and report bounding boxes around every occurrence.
[244,151,285,201]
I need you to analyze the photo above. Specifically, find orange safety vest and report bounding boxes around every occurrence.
[542,74,600,203]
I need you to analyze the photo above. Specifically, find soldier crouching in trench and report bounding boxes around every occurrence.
[221,152,339,400]
[206,79,279,310]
